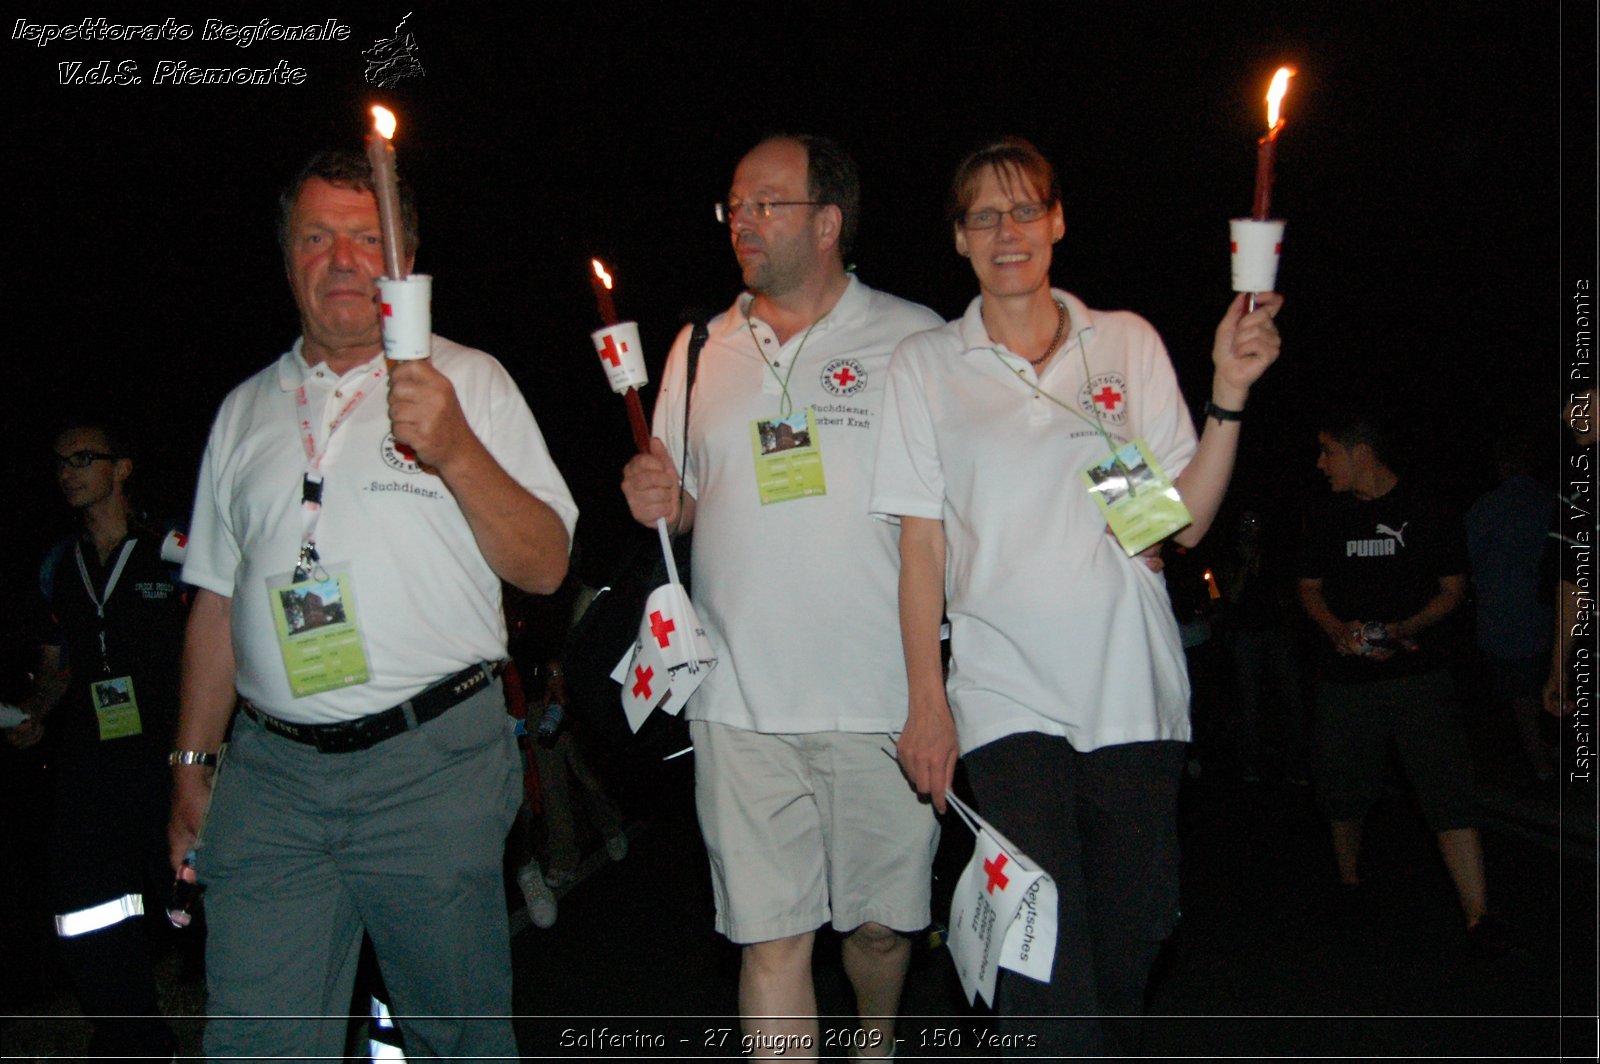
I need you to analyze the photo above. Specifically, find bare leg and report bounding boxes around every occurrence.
[739,933,819,1060]
[840,922,908,1057]
[1437,827,1489,926]
[1330,819,1364,884]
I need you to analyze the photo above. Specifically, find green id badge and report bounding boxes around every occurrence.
[1082,439,1193,555]
[90,675,142,740]
[267,567,371,698]
[751,407,827,505]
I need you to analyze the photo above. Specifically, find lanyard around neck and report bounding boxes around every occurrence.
[293,363,385,577]
[75,538,136,669]
[748,313,822,419]
[986,324,1132,473]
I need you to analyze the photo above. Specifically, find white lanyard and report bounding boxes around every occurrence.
[293,364,385,577]
[75,538,136,670]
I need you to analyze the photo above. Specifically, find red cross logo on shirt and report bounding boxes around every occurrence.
[598,334,629,368]
[631,665,654,700]
[1093,385,1123,411]
[649,610,676,648]
[832,366,857,389]
[983,853,1010,894]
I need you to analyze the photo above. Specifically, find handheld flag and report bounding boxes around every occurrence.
[944,791,1059,1006]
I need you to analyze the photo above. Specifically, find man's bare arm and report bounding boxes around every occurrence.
[168,589,237,872]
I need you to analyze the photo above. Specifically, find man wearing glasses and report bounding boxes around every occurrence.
[622,135,941,1058]
[4,423,187,1058]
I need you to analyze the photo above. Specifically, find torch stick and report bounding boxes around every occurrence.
[587,261,696,664]
[367,106,406,281]
[1246,68,1294,311]
[591,259,653,453]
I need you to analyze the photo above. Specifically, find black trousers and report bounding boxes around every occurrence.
[964,733,1185,1058]
[50,747,175,1058]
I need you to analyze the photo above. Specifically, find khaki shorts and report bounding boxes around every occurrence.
[690,720,939,944]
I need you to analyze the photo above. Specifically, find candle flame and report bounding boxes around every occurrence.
[592,258,613,290]
[1265,67,1294,130]
[371,105,397,141]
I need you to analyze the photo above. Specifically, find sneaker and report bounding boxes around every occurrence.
[605,832,629,862]
[543,866,578,891]
[518,861,558,928]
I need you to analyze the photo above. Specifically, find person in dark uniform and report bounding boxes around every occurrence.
[5,421,188,1057]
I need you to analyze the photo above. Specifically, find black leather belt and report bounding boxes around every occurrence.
[241,661,504,754]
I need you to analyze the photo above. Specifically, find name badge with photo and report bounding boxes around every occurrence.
[1081,439,1193,555]
[266,566,371,698]
[750,407,827,506]
[90,675,142,740]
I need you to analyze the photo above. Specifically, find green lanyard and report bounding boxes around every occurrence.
[988,325,1122,445]
[987,325,1142,493]
[749,314,821,419]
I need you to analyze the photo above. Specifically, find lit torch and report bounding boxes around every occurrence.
[591,258,619,326]
[1233,67,1294,310]
[366,105,406,280]
[589,259,652,453]
[1251,67,1294,222]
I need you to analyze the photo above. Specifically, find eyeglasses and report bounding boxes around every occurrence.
[959,201,1053,230]
[713,199,820,225]
[53,450,118,470]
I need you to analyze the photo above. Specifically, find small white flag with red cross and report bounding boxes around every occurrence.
[945,793,1058,1006]
[609,582,716,732]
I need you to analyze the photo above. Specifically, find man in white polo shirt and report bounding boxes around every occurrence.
[622,135,941,1058]
[167,150,576,1059]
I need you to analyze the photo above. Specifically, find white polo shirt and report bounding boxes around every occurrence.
[653,276,942,733]
[870,290,1195,754]
[184,336,578,724]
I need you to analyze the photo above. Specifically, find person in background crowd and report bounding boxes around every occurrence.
[1465,435,1556,789]
[4,421,188,1058]
[1298,411,1508,956]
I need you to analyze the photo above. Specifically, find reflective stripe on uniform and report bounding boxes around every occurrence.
[368,995,406,1061]
[54,893,144,937]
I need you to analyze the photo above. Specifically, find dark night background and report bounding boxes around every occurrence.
[3,1,1590,592]
[0,1,1595,1050]
[0,7,1586,629]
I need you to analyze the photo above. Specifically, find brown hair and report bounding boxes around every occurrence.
[946,136,1060,227]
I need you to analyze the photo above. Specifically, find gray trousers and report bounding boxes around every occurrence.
[199,682,522,1060]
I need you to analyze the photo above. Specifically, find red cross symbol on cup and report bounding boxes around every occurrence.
[381,303,393,317]
[983,853,1010,894]
[631,665,654,700]
[598,334,628,368]
[649,610,676,648]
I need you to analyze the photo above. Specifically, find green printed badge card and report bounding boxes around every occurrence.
[1081,439,1193,555]
[268,569,371,698]
[751,408,827,505]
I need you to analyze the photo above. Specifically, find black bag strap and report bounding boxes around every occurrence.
[675,318,709,529]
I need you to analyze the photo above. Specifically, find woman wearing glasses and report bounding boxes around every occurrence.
[871,137,1282,1056]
